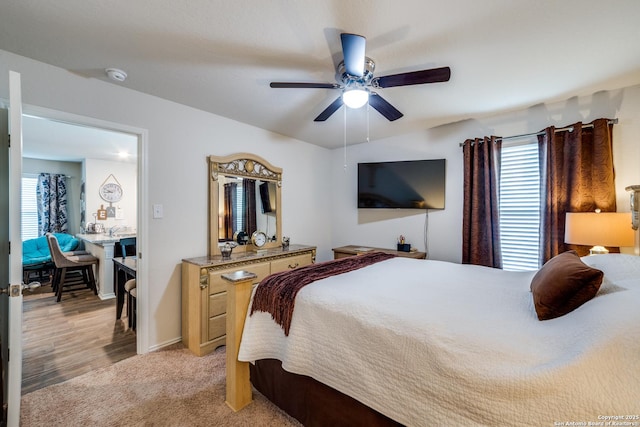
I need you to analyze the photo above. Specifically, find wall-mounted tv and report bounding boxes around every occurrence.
[259,181,276,214]
[358,159,446,209]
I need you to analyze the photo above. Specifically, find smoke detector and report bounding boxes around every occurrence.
[105,68,127,82]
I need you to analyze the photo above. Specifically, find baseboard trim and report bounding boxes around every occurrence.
[148,336,183,353]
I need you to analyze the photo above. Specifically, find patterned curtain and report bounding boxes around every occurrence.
[538,118,616,262]
[36,173,68,236]
[462,136,503,268]
[222,182,237,240]
[243,179,257,236]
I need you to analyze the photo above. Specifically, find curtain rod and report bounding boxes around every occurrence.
[24,173,74,178]
[459,118,618,147]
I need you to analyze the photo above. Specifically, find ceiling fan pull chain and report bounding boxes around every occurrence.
[343,106,347,171]
[366,103,370,143]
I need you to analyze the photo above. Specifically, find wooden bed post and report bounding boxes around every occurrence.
[223,270,257,412]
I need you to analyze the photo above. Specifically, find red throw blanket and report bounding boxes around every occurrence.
[251,251,395,335]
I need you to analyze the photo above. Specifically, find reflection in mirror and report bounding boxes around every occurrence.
[208,153,282,256]
[218,176,277,245]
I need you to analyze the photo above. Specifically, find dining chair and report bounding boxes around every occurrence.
[124,278,137,330]
[118,237,137,259]
[46,233,99,302]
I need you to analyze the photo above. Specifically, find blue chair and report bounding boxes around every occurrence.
[22,233,82,283]
[117,237,136,259]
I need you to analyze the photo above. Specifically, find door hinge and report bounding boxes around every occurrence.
[7,241,9,255]
[7,133,10,147]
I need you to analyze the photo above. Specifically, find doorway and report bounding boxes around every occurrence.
[20,108,146,394]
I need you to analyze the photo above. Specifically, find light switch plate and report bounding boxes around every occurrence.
[153,204,163,219]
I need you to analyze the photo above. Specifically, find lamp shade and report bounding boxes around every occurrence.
[565,212,634,247]
[342,88,368,109]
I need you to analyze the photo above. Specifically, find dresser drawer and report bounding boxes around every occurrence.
[271,253,312,273]
[209,262,270,294]
[209,292,226,318]
[208,313,226,341]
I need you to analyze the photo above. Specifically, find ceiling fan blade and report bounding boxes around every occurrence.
[270,82,340,89]
[340,33,366,77]
[368,93,403,121]
[373,66,451,88]
[314,97,344,122]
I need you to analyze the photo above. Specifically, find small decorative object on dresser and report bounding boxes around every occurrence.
[397,243,411,252]
[220,242,237,259]
[397,234,411,252]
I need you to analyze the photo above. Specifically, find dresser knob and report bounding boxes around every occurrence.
[288,262,299,269]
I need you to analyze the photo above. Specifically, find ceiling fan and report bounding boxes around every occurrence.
[270,33,451,122]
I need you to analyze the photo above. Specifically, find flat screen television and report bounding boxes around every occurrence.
[259,181,276,213]
[358,159,446,209]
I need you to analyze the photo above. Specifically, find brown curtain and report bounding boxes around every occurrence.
[243,179,257,236]
[538,118,616,262]
[222,182,237,240]
[462,136,503,268]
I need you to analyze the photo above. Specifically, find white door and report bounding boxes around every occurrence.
[0,104,9,425]
[0,71,24,427]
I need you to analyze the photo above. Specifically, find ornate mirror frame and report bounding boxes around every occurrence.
[208,152,283,256]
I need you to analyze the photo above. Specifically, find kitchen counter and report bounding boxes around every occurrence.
[76,232,137,245]
[76,233,137,300]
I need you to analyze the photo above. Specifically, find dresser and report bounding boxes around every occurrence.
[332,245,426,260]
[182,244,316,356]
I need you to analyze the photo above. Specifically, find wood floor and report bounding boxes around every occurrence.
[21,278,137,395]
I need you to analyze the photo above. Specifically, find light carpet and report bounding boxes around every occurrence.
[20,344,301,426]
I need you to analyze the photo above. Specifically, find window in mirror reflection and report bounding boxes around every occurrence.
[220,176,277,244]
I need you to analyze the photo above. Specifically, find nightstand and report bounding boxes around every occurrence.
[332,245,426,260]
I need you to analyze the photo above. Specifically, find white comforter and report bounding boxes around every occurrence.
[238,255,640,426]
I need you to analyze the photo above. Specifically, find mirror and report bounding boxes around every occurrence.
[208,153,282,256]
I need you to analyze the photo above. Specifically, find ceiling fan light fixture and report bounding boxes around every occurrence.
[342,88,369,109]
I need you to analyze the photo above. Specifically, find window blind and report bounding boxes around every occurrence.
[499,142,541,271]
[22,176,39,240]
[235,182,244,232]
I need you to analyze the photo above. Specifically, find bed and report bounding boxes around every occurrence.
[226,252,640,426]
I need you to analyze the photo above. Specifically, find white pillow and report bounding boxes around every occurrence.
[581,254,640,293]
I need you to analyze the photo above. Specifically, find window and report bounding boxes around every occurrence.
[22,175,39,240]
[499,141,541,271]
[235,181,244,232]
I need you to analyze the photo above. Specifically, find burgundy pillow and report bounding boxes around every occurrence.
[530,250,604,320]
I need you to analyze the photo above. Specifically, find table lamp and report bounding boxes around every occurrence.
[564,211,634,255]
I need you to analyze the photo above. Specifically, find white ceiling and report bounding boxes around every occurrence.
[22,115,138,164]
[2,0,640,150]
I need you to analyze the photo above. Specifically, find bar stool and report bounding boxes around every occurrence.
[46,233,99,302]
